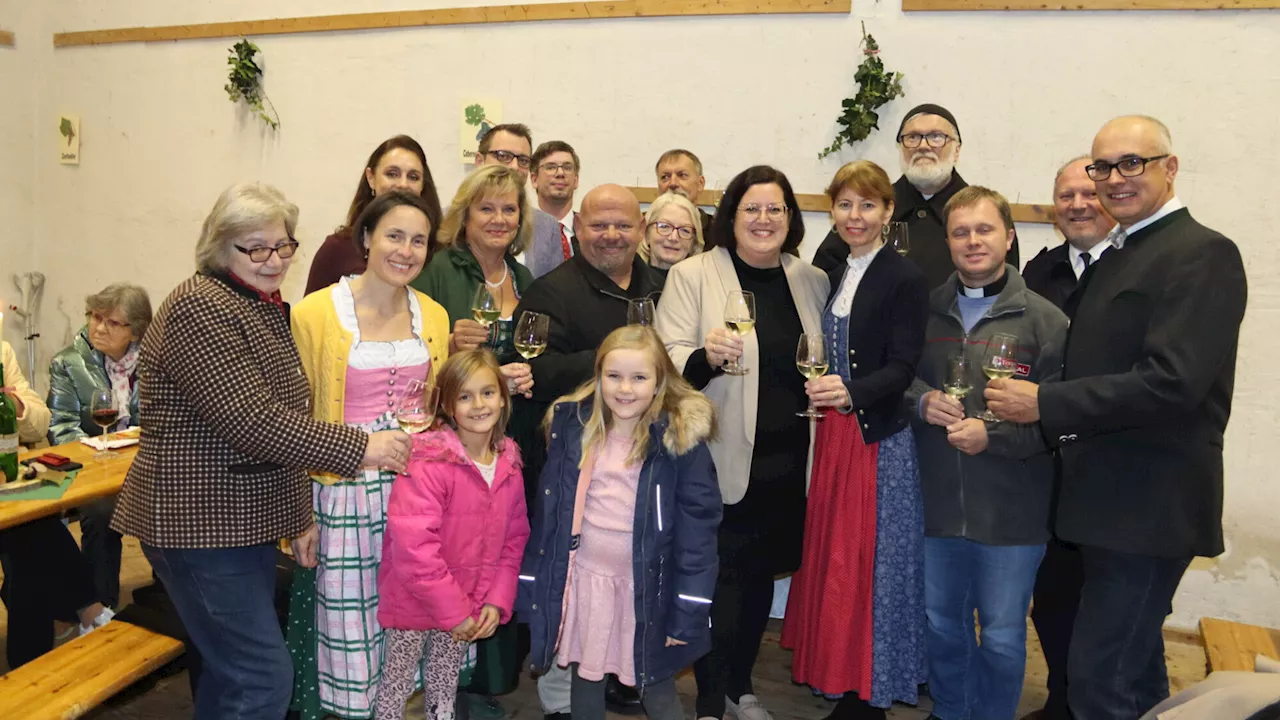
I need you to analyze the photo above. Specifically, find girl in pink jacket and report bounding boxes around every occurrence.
[374,350,531,720]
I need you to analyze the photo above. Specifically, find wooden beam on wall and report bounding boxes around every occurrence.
[53,0,850,48]
[903,0,1280,10]
[627,186,1055,224]
[0,30,15,47]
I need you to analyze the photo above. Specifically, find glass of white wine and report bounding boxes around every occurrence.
[943,352,973,417]
[627,298,656,327]
[886,221,910,256]
[396,379,439,437]
[471,285,500,347]
[978,332,1018,422]
[722,290,755,376]
[795,332,828,419]
[513,311,549,360]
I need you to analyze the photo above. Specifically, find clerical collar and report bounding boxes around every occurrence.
[958,272,1008,298]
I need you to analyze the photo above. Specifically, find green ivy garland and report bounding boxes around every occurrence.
[819,23,904,159]
[225,38,280,130]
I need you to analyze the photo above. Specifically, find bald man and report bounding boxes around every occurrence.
[987,116,1247,720]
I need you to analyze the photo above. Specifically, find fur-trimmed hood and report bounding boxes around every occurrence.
[657,391,716,457]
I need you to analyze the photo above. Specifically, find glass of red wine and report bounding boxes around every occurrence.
[89,389,120,459]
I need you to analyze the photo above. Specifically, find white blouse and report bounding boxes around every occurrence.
[332,276,430,370]
[831,245,884,318]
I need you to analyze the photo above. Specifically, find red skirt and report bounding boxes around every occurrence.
[779,410,879,697]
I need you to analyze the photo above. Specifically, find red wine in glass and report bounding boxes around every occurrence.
[92,408,120,430]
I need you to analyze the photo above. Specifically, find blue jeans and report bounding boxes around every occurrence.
[923,536,1045,720]
[143,543,291,720]
[1066,545,1190,720]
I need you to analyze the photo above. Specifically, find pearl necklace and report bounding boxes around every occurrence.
[483,261,509,289]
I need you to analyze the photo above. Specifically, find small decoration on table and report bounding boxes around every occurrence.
[225,38,280,130]
[818,22,905,159]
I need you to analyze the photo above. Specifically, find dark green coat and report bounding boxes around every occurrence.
[411,245,534,326]
[47,327,140,445]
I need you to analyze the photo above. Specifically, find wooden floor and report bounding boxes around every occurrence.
[0,526,1210,719]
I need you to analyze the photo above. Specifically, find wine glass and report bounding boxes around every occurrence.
[943,352,973,417]
[89,389,119,459]
[721,291,755,376]
[471,285,500,346]
[627,298,656,327]
[886,221,910,256]
[795,333,828,419]
[978,333,1019,422]
[513,311,550,360]
[396,379,440,436]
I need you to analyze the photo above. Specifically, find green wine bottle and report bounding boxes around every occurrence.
[0,363,18,483]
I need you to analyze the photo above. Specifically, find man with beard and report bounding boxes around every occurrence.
[526,140,582,277]
[474,123,566,279]
[986,116,1247,720]
[1018,155,1115,720]
[656,149,715,239]
[812,104,1019,287]
[509,184,663,720]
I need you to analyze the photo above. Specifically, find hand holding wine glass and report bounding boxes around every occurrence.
[978,333,1018,422]
[943,353,973,409]
[795,333,829,419]
[89,389,120,459]
[471,285,500,347]
[721,291,755,376]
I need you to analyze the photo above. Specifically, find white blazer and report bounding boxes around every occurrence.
[655,246,829,504]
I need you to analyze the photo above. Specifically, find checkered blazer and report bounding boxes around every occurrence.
[111,273,368,549]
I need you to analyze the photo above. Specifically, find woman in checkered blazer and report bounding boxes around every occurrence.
[110,183,414,719]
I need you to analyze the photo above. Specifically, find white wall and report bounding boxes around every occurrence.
[3,0,1277,628]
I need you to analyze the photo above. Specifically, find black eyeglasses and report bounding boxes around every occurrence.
[234,240,299,263]
[898,132,957,149]
[485,150,533,169]
[1085,155,1169,181]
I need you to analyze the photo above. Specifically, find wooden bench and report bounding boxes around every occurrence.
[0,620,185,720]
[1201,617,1280,673]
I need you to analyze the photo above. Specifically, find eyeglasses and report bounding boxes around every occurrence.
[85,311,130,331]
[485,150,533,169]
[1085,155,1169,182]
[538,162,577,175]
[652,221,695,241]
[234,240,300,263]
[738,204,788,221]
[898,132,957,149]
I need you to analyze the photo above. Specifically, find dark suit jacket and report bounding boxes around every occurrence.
[811,171,1020,289]
[823,249,929,444]
[1039,208,1247,558]
[1021,242,1077,312]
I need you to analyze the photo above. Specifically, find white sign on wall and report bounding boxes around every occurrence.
[59,115,80,165]
[460,99,502,164]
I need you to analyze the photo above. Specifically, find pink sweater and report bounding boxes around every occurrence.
[377,426,530,632]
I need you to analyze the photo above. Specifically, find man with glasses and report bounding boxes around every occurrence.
[812,104,1019,288]
[527,140,582,278]
[986,116,1247,720]
[655,149,714,239]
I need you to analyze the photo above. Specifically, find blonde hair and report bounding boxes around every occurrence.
[437,165,532,257]
[195,183,299,273]
[435,349,512,453]
[640,191,704,265]
[943,185,1015,234]
[547,326,711,468]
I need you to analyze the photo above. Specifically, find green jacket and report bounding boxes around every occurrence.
[411,246,534,326]
[47,327,140,445]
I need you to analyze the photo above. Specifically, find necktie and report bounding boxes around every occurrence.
[560,225,572,261]
[1080,253,1092,270]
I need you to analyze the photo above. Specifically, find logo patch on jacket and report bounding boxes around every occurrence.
[1015,363,1031,378]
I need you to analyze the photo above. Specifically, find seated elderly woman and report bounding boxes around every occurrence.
[47,282,152,610]
[638,190,705,280]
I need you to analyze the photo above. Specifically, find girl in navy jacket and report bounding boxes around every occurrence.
[517,325,721,720]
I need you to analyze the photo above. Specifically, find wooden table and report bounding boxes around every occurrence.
[0,440,137,530]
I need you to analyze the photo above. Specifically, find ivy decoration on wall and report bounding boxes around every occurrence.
[224,38,280,130]
[819,23,904,159]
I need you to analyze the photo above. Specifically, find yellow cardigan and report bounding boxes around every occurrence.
[291,285,450,483]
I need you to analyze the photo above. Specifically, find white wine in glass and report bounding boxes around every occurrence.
[978,332,1019,421]
[722,291,755,376]
[472,285,501,326]
[396,380,439,436]
[943,353,973,410]
[795,333,828,419]
[513,311,550,360]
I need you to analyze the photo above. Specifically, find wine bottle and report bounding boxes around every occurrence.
[0,363,19,483]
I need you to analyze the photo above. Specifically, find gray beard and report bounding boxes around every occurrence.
[902,156,955,193]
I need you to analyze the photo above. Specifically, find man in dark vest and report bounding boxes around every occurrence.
[986,115,1247,720]
[811,103,1019,286]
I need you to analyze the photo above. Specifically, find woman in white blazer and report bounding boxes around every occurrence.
[655,165,828,720]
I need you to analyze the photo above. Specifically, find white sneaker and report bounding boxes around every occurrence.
[726,694,772,720]
[78,606,114,637]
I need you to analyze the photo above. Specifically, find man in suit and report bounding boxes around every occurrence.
[527,140,581,278]
[655,149,714,239]
[986,115,1248,720]
[812,104,1019,287]
[1019,155,1115,720]
[475,124,565,279]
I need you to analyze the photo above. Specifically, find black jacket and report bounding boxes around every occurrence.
[1020,242,1077,312]
[823,248,929,444]
[812,171,1020,288]
[1039,208,1247,558]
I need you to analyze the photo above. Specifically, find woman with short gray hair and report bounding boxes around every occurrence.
[110,182,414,718]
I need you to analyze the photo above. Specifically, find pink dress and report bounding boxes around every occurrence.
[556,432,642,685]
